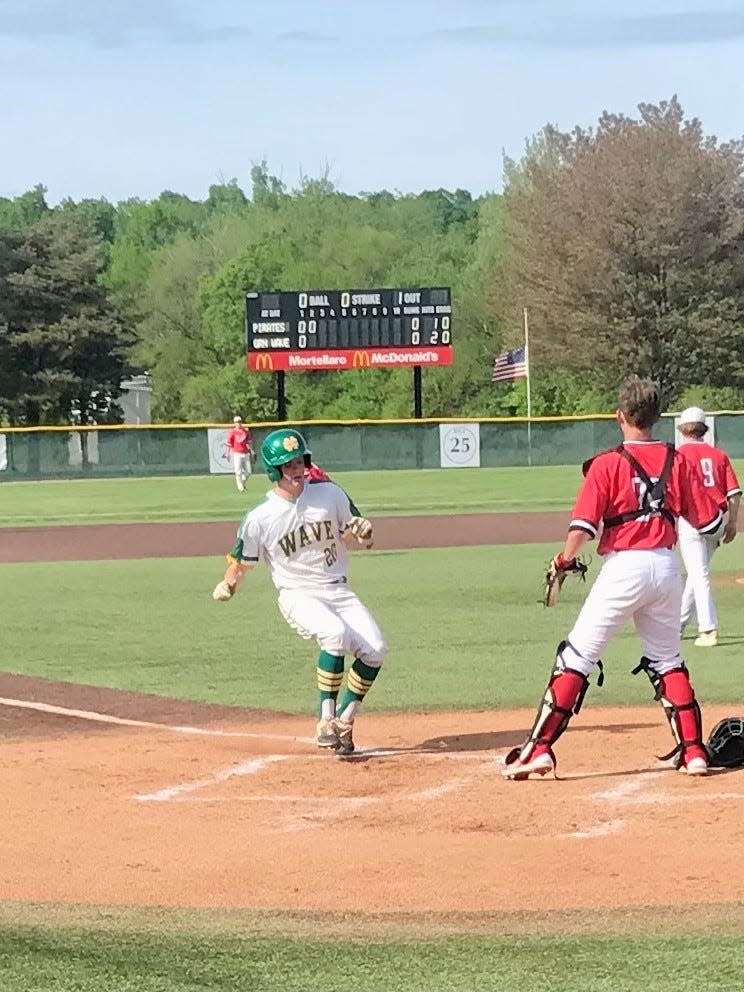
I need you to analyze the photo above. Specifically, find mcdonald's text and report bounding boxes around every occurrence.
[247,346,453,373]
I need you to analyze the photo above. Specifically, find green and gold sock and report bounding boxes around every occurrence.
[337,658,381,723]
[317,651,344,719]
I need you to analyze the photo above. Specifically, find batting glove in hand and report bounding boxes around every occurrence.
[543,553,589,608]
[212,579,236,602]
[347,516,374,548]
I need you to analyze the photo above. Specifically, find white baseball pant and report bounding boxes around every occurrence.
[278,584,387,666]
[231,452,251,491]
[560,548,683,675]
[678,515,724,633]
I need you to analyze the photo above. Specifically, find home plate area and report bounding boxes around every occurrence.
[133,747,496,833]
[131,726,744,844]
[3,692,744,913]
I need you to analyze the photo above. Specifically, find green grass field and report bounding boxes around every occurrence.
[3,459,742,525]
[4,543,744,711]
[2,902,744,992]
[0,465,588,525]
[2,460,742,525]
[3,468,744,991]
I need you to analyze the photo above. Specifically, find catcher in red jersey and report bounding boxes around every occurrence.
[503,378,723,781]
[676,407,741,648]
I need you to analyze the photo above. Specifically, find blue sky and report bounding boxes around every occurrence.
[2,0,743,204]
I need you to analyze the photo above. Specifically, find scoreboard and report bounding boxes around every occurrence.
[245,287,452,372]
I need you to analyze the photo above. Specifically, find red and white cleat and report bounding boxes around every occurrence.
[501,750,555,781]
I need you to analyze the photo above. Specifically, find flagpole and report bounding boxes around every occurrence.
[524,307,532,467]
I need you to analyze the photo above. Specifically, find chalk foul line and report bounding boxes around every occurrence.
[134,754,289,802]
[0,696,315,744]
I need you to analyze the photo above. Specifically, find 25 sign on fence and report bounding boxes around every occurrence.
[439,424,480,469]
[245,288,453,372]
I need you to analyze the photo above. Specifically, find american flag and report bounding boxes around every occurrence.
[491,346,527,383]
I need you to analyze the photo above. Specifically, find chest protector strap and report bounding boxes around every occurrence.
[604,443,676,530]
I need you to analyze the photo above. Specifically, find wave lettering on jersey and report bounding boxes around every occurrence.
[278,520,334,557]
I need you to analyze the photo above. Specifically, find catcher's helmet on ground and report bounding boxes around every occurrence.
[706,717,744,768]
[261,428,312,482]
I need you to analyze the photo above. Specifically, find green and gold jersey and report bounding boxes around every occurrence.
[232,482,355,591]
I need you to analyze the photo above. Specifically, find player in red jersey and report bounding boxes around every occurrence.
[676,407,741,647]
[224,416,254,492]
[502,379,723,781]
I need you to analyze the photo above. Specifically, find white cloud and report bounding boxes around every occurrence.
[0,0,251,47]
[419,9,744,48]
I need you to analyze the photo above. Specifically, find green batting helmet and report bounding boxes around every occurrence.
[261,428,311,482]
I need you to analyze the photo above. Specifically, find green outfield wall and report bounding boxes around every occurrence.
[1,413,743,480]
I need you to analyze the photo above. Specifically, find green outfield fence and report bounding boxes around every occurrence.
[2,414,744,480]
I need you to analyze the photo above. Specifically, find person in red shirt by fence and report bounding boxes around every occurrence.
[502,378,723,781]
[224,416,254,492]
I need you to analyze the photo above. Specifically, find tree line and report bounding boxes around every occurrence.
[2,96,744,426]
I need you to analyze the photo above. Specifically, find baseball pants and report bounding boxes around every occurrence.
[231,452,251,491]
[678,515,723,632]
[561,548,683,675]
[278,584,387,666]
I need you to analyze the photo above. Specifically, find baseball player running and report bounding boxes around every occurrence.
[676,406,741,647]
[224,416,254,492]
[212,428,386,755]
[503,379,723,781]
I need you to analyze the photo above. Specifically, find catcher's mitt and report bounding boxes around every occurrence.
[543,554,589,607]
[706,716,744,768]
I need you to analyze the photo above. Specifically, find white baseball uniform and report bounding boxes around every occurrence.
[231,482,386,664]
[677,440,741,633]
[225,425,253,492]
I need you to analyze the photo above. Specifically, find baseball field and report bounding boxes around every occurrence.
[2,465,744,992]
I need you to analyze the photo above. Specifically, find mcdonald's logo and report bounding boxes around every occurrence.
[352,350,371,369]
[254,353,274,371]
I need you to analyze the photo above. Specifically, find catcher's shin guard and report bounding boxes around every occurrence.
[632,658,707,767]
[504,642,593,774]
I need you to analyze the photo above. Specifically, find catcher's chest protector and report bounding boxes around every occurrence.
[604,444,676,529]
